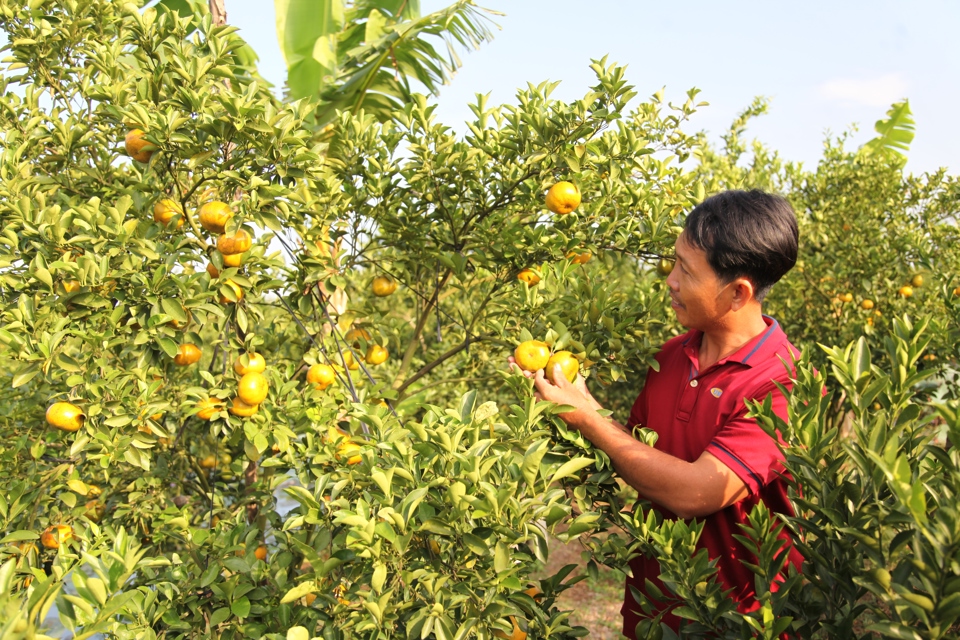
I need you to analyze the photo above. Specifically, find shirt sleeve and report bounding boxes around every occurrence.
[704,379,790,495]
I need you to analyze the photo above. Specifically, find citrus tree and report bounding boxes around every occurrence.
[0,1,703,637]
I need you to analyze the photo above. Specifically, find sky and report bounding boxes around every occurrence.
[226,0,960,174]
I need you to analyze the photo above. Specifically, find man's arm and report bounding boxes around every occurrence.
[532,366,748,520]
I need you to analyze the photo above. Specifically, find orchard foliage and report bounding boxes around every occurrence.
[2,1,960,640]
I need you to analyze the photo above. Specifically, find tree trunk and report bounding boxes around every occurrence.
[209,0,227,26]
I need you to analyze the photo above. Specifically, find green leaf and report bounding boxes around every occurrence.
[547,457,595,485]
[231,596,251,619]
[156,337,179,359]
[862,100,914,162]
[281,581,317,604]
[209,607,231,627]
[274,0,345,100]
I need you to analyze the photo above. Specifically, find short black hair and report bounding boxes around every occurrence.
[683,190,798,302]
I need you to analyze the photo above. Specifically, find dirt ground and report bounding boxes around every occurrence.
[537,537,626,639]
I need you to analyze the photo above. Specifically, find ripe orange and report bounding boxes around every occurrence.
[524,586,544,602]
[899,285,913,298]
[62,280,80,293]
[229,397,258,417]
[365,344,389,366]
[304,593,317,606]
[46,402,85,432]
[342,350,360,371]
[337,441,362,465]
[217,229,252,255]
[153,199,184,228]
[196,398,223,420]
[219,279,244,304]
[174,343,202,366]
[206,262,220,279]
[344,327,371,347]
[237,372,269,405]
[545,181,581,215]
[656,258,675,276]
[198,201,233,234]
[517,269,540,286]
[124,129,154,163]
[545,351,579,384]
[234,353,266,375]
[307,363,336,390]
[566,250,591,265]
[911,274,924,288]
[860,299,875,310]
[954,286,960,297]
[83,500,106,523]
[199,454,218,469]
[371,275,397,297]
[514,340,551,372]
[838,293,853,303]
[41,524,73,550]
[222,251,243,268]
[86,485,102,498]
[494,616,527,640]
[253,545,268,562]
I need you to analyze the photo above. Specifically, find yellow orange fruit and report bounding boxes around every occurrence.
[494,616,527,640]
[253,544,268,562]
[365,344,389,366]
[206,262,220,279]
[545,350,579,384]
[517,269,540,286]
[217,229,252,255]
[860,299,875,310]
[125,129,154,163]
[199,454,218,469]
[372,275,397,297]
[899,285,913,298]
[174,343,202,366]
[46,402,85,432]
[229,397,258,417]
[342,350,360,371]
[545,181,581,215]
[196,398,223,420]
[40,524,73,550]
[344,327,371,347]
[307,363,336,390]
[219,279,244,304]
[83,500,106,522]
[62,280,80,293]
[337,441,362,465]
[222,251,243,268]
[911,274,924,288]
[566,250,591,265]
[524,586,544,602]
[304,593,317,606]
[237,372,269,406]
[198,200,233,234]
[838,293,853,303]
[656,258,675,276]
[153,199,184,228]
[514,340,551,372]
[234,353,266,375]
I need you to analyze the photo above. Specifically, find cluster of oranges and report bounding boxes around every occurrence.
[513,340,580,384]
[516,181,585,288]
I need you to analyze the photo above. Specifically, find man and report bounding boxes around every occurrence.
[526,190,803,636]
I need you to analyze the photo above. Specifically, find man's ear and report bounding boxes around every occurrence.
[730,277,756,310]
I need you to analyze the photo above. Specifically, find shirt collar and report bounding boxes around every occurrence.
[681,316,783,369]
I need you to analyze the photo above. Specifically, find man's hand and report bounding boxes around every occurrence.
[507,357,603,429]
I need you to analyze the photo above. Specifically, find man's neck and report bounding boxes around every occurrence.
[697,309,769,371]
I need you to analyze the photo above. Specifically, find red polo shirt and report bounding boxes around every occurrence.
[621,316,803,637]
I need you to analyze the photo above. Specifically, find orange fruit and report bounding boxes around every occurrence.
[304,593,317,606]
[566,250,591,265]
[219,279,244,304]
[196,398,223,420]
[365,344,388,366]
[217,229,252,255]
[206,262,220,279]
[899,285,913,298]
[911,274,924,288]
[198,201,233,234]
[86,485,102,498]
[153,199,184,228]
[344,327,371,347]
[524,586,543,602]
[62,280,80,293]
[124,129,154,163]
[656,258,675,276]
[307,363,336,390]
[229,397,258,417]
[83,500,106,522]
[342,350,360,371]
[253,545,268,562]
[838,293,853,303]
[237,372,269,405]
[174,343,202,366]
[545,181,581,215]
[222,251,243,268]
[234,353,266,375]
[545,350,579,384]
[494,616,527,640]
[337,441,362,465]
[860,299,875,310]
[199,454,218,469]
[514,340,550,372]
[46,402,85,432]
[40,524,73,550]
[371,275,397,297]
[953,286,960,297]
[517,269,540,286]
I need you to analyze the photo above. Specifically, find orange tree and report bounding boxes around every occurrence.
[0,1,704,637]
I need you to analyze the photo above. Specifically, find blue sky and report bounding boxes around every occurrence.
[228,0,960,174]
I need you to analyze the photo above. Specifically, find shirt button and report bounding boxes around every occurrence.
[690,380,698,387]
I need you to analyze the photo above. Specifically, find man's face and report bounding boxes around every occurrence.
[665,232,732,330]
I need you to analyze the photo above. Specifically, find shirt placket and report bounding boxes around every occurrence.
[676,361,700,422]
